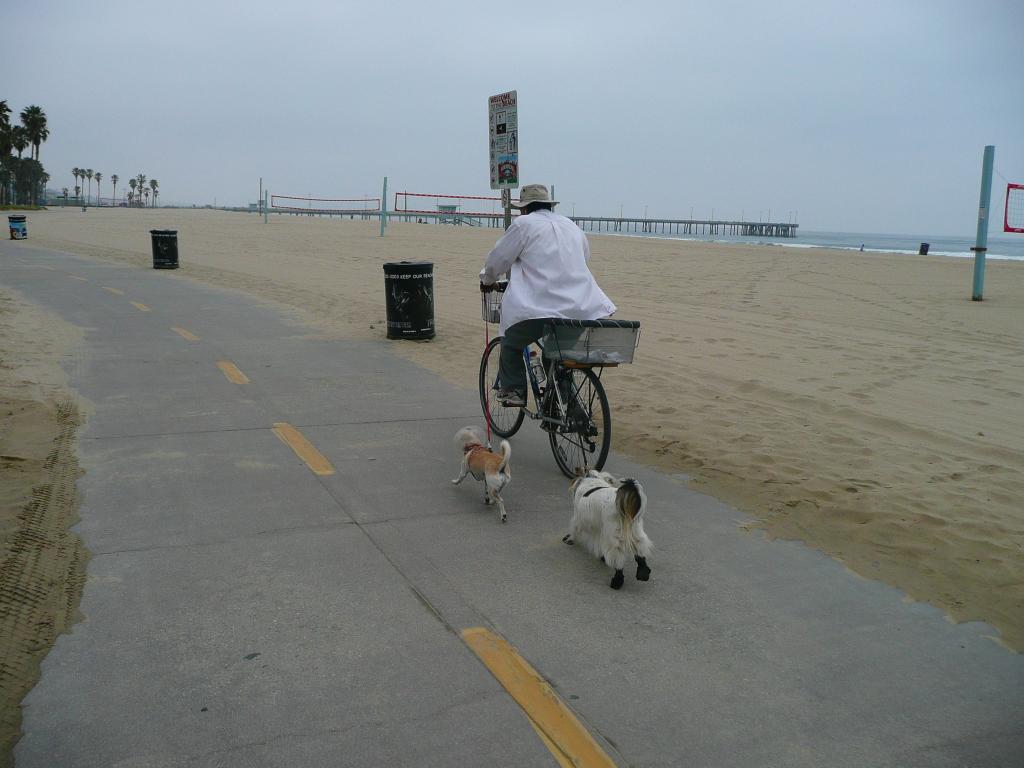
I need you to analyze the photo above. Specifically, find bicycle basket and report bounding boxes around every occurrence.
[542,319,641,365]
[480,280,508,324]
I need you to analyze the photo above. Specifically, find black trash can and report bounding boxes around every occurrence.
[918,242,930,255]
[8,215,27,240]
[383,261,434,340]
[150,229,179,269]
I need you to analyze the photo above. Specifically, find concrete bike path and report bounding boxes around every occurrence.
[2,241,1022,767]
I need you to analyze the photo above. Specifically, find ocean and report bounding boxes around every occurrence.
[606,228,1024,262]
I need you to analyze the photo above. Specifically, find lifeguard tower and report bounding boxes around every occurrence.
[437,203,461,225]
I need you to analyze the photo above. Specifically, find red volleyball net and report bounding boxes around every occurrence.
[1005,184,1024,233]
[269,194,381,214]
[393,191,519,218]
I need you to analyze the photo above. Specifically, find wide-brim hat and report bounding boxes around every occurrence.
[511,184,558,209]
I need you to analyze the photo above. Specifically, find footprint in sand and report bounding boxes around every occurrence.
[654,406,676,415]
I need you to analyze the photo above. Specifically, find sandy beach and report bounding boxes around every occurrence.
[0,284,87,766]
[7,206,1023,652]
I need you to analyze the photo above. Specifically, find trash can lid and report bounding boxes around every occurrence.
[383,260,433,269]
[150,229,178,235]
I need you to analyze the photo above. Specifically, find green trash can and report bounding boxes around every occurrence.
[150,230,179,269]
[8,215,27,240]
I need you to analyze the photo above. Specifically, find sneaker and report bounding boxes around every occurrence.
[496,388,526,407]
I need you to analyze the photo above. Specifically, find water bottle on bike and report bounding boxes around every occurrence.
[529,350,546,392]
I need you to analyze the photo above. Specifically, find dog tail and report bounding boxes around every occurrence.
[616,478,646,551]
[498,440,511,475]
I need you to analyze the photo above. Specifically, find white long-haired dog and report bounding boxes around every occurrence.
[451,426,512,522]
[563,469,652,589]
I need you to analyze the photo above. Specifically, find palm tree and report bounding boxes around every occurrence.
[111,174,119,205]
[148,178,158,208]
[72,168,81,202]
[0,101,11,158]
[85,169,93,205]
[128,178,137,206]
[19,105,49,161]
[152,188,159,207]
[94,172,102,205]
[127,191,134,207]
[0,103,10,205]
[135,174,146,207]
[143,188,150,207]
[11,126,28,158]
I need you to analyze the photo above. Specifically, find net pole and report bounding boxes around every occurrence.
[971,145,995,301]
[264,190,268,224]
[380,176,388,237]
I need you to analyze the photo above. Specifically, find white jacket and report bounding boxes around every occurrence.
[480,209,616,334]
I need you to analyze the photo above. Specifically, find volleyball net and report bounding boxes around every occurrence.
[269,194,381,214]
[1005,183,1024,234]
[393,191,519,218]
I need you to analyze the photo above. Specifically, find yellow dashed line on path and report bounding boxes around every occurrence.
[102,286,124,295]
[130,301,151,312]
[462,627,617,768]
[172,326,200,341]
[272,423,334,476]
[216,361,250,385]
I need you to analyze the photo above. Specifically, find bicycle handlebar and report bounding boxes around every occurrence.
[480,279,509,294]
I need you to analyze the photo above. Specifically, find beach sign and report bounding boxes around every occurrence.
[489,90,518,190]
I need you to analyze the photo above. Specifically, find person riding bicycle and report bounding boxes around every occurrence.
[480,184,616,407]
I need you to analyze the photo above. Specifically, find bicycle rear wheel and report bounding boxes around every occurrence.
[479,336,525,438]
[547,366,611,478]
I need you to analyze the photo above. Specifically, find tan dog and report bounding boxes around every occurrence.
[452,426,512,522]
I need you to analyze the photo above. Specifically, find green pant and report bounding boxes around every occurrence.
[499,319,550,393]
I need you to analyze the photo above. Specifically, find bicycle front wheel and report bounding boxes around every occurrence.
[548,366,611,478]
[479,336,525,438]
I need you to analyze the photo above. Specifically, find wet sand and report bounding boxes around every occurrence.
[12,206,1024,651]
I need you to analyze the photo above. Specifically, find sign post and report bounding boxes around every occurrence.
[489,90,518,230]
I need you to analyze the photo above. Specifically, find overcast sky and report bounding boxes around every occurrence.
[5,0,1023,234]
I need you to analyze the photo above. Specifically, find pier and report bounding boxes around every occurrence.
[258,209,798,236]
[569,216,798,238]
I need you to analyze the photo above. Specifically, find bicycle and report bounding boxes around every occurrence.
[479,281,640,478]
